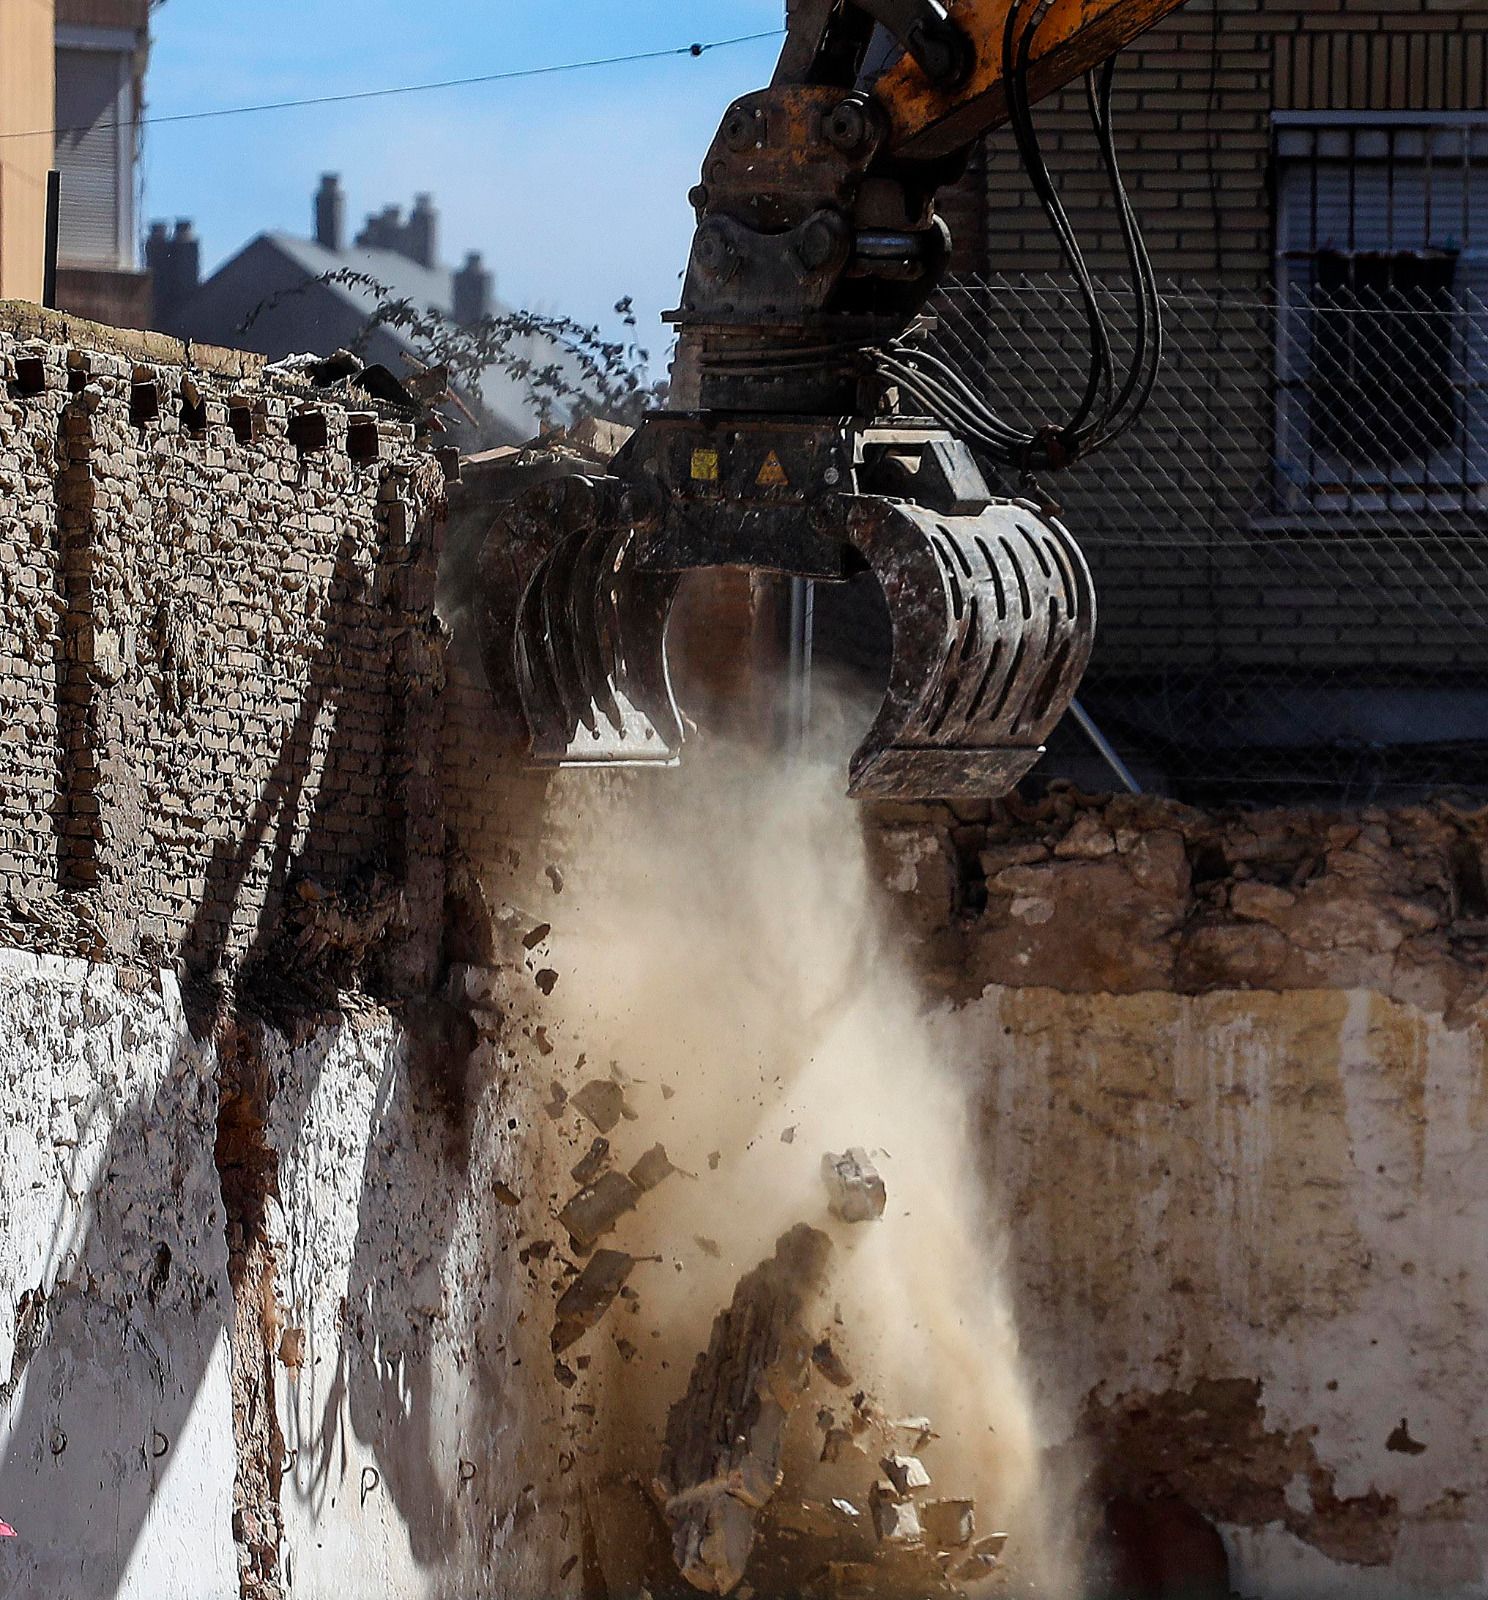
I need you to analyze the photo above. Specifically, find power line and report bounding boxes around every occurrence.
[0,30,784,142]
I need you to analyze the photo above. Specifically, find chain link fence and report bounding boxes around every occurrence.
[925,274,1488,804]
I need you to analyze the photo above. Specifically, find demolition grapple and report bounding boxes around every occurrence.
[476,0,1180,799]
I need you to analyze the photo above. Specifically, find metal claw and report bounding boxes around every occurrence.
[843,496,1094,798]
[477,449,1093,801]
[478,476,684,770]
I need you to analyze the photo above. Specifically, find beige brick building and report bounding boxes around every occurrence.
[0,0,57,305]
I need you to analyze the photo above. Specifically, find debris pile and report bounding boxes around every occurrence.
[657,1224,834,1594]
[510,814,1028,1600]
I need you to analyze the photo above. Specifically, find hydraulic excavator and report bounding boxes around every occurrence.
[476,0,1189,799]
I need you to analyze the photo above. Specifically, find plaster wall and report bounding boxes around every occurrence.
[964,984,1488,1597]
[0,945,572,1600]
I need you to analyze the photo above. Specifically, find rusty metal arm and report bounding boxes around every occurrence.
[873,0,1191,160]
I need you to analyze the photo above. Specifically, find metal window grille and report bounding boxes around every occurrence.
[923,275,1488,803]
[1274,114,1488,510]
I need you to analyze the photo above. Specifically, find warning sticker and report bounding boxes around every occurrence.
[756,450,789,488]
[690,447,721,483]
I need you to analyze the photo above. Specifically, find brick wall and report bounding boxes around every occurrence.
[958,0,1488,286]
[925,0,1488,786]
[0,307,448,989]
[53,267,152,334]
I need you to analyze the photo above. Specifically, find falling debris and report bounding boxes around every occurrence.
[493,1181,522,1207]
[819,1417,856,1463]
[558,1171,641,1251]
[890,1416,939,1453]
[629,1144,677,1193]
[947,1533,1007,1583]
[921,1499,975,1549]
[571,1079,635,1134]
[523,923,552,950]
[811,1338,854,1389]
[552,1249,635,1353]
[781,1125,797,1145]
[658,1225,833,1594]
[544,1081,569,1120]
[694,1236,721,1259]
[545,865,565,893]
[708,1151,722,1171]
[821,1149,887,1223]
[870,1482,923,1544]
[879,1455,932,1497]
[571,1138,612,1185]
[536,968,560,995]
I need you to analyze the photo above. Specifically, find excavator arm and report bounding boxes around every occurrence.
[873,0,1189,157]
[475,0,1192,798]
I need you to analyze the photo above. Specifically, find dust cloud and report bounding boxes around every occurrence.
[533,724,1072,1595]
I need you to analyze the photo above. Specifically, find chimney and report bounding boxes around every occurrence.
[408,192,439,269]
[355,204,403,253]
[314,173,345,252]
[146,217,201,331]
[452,251,493,326]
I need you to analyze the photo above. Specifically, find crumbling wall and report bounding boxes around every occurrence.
[10,322,1488,1600]
[0,316,577,1600]
[877,789,1488,1597]
[0,307,448,988]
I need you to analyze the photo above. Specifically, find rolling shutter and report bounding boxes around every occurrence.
[54,46,126,267]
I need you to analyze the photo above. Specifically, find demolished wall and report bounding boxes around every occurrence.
[0,313,580,1599]
[6,316,1488,1600]
[878,789,1488,1596]
[0,304,447,991]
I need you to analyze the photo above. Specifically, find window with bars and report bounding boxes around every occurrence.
[1273,114,1488,512]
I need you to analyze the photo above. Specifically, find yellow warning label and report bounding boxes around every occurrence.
[756,450,789,488]
[690,447,720,483]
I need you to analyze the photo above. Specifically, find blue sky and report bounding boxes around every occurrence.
[142,3,786,376]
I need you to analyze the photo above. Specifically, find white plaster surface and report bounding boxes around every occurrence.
[0,950,236,1599]
[0,952,571,1600]
[264,1011,574,1600]
[958,983,1488,1598]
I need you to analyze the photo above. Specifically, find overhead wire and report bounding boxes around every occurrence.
[0,30,785,143]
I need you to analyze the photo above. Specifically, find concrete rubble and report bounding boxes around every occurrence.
[571,1136,611,1184]
[657,1225,834,1594]
[551,1249,634,1353]
[647,1195,999,1598]
[821,1148,887,1222]
[558,1170,641,1251]
[628,1143,677,1192]
[879,1454,932,1496]
[870,1480,924,1544]
[570,1077,637,1133]
[921,1498,976,1549]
